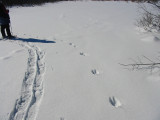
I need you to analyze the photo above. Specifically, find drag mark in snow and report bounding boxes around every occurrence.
[9,41,45,120]
[0,49,24,61]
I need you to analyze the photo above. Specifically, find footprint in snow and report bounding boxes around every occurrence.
[80,52,88,56]
[69,43,77,48]
[91,69,100,75]
[109,96,122,108]
[69,43,73,45]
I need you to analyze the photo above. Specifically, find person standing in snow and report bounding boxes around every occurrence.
[0,1,14,39]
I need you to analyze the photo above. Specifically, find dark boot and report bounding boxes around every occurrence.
[1,25,7,38]
[5,24,12,37]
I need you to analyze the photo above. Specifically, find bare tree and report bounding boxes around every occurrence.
[136,1,160,32]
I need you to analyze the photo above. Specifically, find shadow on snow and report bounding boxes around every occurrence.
[12,37,56,43]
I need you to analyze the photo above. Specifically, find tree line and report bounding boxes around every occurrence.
[2,0,60,6]
[2,0,159,6]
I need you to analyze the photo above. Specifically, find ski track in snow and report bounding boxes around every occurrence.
[6,40,45,120]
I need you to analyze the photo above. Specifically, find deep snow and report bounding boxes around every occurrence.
[0,1,160,120]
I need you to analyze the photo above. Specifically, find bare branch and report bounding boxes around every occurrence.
[148,1,160,9]
[120,60,160,71]
[120,62,160,67]
[136,2,160,32]
[142,55,154,63]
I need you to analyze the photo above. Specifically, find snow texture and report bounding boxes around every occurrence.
[0,1,160,120]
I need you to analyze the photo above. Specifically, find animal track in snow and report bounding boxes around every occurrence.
[80,52,88,56]
[69,43,77,48]
[109,96,122,108]
[8,41,45,120]
[91,69,100,75]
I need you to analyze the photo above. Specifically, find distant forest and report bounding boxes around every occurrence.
[2,0,159,6]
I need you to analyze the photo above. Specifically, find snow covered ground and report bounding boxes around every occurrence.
[0,1,160,120]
